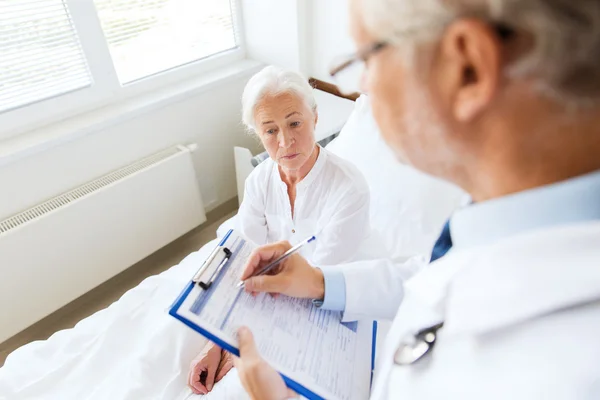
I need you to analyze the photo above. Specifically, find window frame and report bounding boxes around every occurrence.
[0,0,246,142]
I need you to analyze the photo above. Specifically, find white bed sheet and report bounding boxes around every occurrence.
[0,235,250,400]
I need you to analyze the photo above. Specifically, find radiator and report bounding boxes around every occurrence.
[0,145,206,343]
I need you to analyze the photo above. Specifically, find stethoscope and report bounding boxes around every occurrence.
[393,322,444,365]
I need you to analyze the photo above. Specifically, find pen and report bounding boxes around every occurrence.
[237,235,316,288]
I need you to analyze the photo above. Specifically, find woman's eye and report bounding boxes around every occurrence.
[290,121,301,128]
[266,129,276,135]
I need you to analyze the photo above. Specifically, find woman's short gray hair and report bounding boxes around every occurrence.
[359,0,600,104]
[242,66,317,132]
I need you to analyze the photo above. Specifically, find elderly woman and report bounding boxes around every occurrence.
[237,66,371,264]
[186,66,371,395]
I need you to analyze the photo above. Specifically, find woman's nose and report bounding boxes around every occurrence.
[279,131,294,148]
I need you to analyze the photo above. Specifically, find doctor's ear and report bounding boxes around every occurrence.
[314,110,319,127]
[439,18,502,122]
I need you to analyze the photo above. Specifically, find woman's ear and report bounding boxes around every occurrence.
[314,110,319,127]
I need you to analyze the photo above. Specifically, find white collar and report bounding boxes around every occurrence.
[451,169,600,250]
[407,222,600,336]
[442,222,600,335]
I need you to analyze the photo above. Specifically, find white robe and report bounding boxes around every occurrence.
[238,146,372,265]
[370,221,600,400]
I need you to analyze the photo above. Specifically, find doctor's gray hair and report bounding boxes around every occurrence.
[242,66,317,132]
[359,0,600,104]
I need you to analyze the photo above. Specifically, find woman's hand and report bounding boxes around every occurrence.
[241,241,325,299]
[215,349,234,383]
[188,342,234,394]
[234,327,296,400]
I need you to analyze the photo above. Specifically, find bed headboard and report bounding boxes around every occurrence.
[309,77,360,101]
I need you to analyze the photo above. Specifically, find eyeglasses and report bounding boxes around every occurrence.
[328,41,388,95]
[328,22,516,95]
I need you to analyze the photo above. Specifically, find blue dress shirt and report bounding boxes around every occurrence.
[317,169,600,312]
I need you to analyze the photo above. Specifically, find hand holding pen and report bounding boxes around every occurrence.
[237,236,315,288]
[239,238,325,300]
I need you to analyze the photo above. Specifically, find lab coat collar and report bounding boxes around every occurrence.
[438,221,600,336]
[451,169,600,250]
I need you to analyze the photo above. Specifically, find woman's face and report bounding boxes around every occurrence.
[254,92,318,171]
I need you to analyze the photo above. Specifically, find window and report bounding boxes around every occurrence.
[94,0,238,83]
[0,0,92,113]
[0,0,241,138]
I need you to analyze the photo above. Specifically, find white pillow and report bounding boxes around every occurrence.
[327,95,467,260]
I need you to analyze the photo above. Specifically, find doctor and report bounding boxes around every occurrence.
[234,0,600,398]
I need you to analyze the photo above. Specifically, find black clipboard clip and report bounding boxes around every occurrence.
[192,246,232,290]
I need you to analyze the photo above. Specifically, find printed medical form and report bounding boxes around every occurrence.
[171,230,373,400]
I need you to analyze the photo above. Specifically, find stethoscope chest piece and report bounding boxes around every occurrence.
[393,322,444,366]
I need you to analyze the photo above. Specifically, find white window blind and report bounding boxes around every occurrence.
[0,0,92,114]
[94,0,238,84]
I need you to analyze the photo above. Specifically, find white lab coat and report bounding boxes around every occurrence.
[366,221,600,399]
[325,256,425,322]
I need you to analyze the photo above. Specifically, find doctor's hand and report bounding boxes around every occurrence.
[188,342,234,394]
[234,327,297,400]
[241,241,325,300]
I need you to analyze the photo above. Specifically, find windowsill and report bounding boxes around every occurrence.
[0,59,264,168]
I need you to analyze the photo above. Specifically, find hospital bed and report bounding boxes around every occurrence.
[0,80,466,400]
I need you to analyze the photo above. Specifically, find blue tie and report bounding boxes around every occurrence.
[430,220,452,263]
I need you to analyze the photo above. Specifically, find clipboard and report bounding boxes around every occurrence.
[169,229,378,400]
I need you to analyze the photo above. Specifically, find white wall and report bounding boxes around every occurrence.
[0,68,263,223]
[242,0,289,67]
[241,0,309,73]
[241,0,354,82]
[309,0,354,82]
